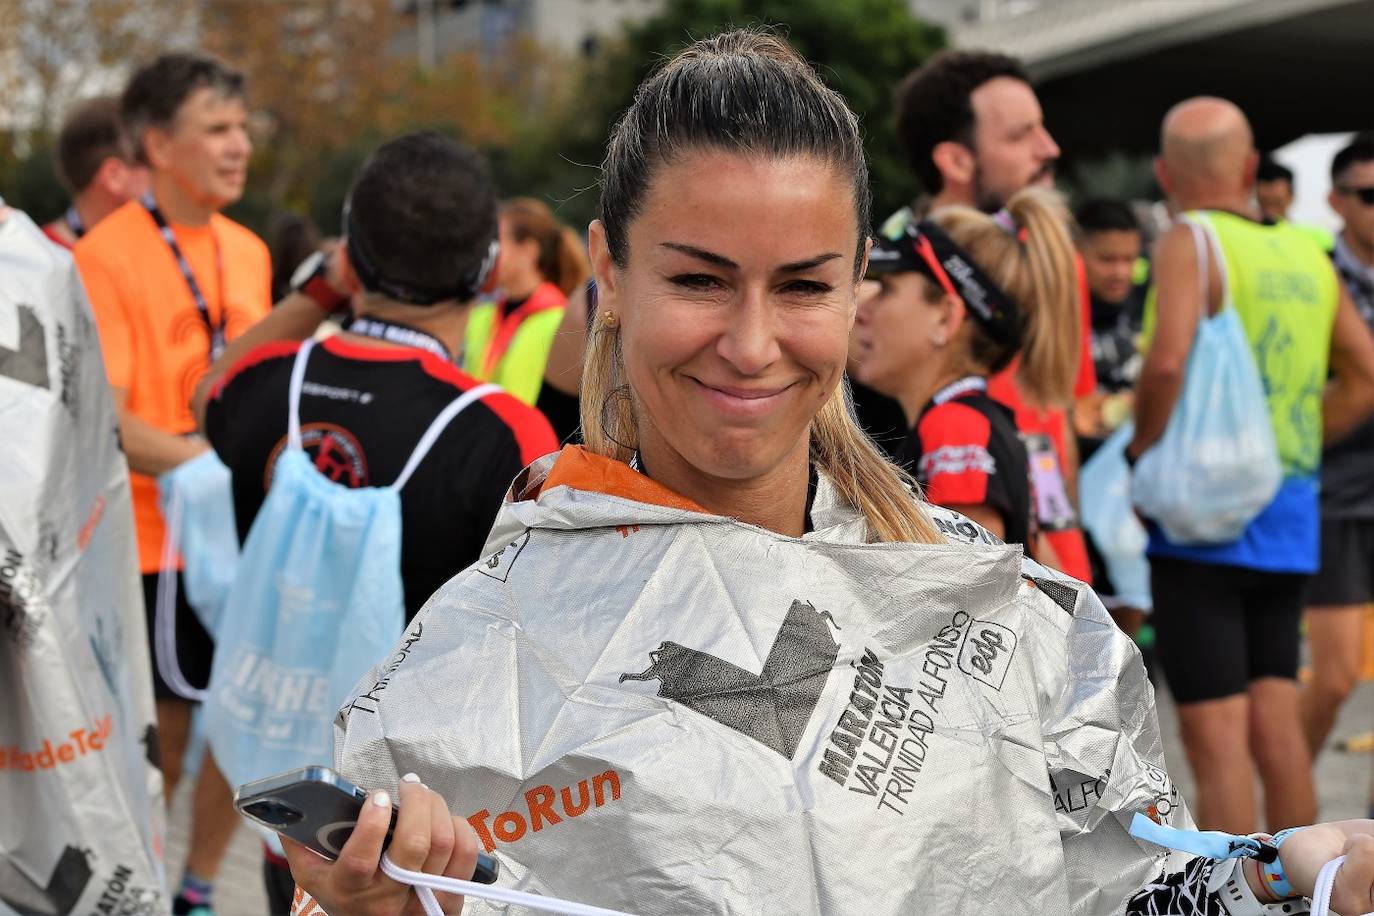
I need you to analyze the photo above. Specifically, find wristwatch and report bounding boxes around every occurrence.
[291,250,350,314]
[1213,857,1309,915]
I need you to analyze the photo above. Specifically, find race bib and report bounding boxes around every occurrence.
[1023,433,1077,532]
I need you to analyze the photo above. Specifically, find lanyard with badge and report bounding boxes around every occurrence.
[142,192,227,361]
[343,316,454,363]
[64,206,85,240]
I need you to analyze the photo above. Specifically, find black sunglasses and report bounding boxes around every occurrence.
[1338,185,1374,206]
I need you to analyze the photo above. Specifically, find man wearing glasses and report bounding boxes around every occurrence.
[1301,135,1374,819]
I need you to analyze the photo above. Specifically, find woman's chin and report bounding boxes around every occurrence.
[665,434,798,484]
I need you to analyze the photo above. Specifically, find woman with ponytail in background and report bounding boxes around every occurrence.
[852,188,1081,562]
[462,197,590,405]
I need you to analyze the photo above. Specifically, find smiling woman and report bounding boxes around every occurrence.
[584,31,942,544]
[286,29,1374,916]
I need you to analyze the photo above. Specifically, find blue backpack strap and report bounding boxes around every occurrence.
[286,339,316,451]
[390,383,501,492]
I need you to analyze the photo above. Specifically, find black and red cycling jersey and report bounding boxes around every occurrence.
[894,375,1035,554]
[205,335,558,621]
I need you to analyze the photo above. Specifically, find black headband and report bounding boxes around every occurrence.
[868,211,1023,347]
[343,199,499,306]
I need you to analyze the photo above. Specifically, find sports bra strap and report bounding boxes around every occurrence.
[286,339,317,450]
[391,383,501,492]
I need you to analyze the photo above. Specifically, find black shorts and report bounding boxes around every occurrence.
[1150,556,1307,703]
[1307,517,1374,607]
[141,572,214,701]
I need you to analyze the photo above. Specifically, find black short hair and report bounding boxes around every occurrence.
[55,96,132,193]
[1074,198,1139,236]
[1332,137,1374,185]
[894,50,1031,194]
[346,131,497,300]
[121,52,245,166]
[1256,154,1293,186]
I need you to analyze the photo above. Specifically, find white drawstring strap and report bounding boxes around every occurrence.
[154,487,207,702]
[378,853,638,916]
[1308,854,1374,916]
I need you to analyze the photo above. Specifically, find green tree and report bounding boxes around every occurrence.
[495,0,945,232]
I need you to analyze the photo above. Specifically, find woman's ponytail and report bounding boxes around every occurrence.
[931,187,1081,407]
[1005,189,1079,407]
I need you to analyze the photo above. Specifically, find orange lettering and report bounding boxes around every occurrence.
[467,810,496,853]
[592,769,621,806]
[493,811,526,843]
[560,780,591,817]
[77,496,106,551]
[525,785,562,831]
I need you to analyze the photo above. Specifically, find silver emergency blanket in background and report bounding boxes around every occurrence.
[0,204,165,915]
[337,449,1188,915]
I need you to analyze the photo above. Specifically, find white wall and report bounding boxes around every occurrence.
[1270,132,1356,235]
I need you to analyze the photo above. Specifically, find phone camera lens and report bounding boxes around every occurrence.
[244,798,304,827]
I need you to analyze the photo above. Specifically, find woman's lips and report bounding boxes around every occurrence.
[691,377,793,417]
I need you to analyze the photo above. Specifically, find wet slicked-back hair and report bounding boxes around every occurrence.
[585,29,942,546]
[599,29,871,278]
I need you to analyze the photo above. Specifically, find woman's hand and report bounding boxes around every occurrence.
[285,773,479,916]
[1274,821,1374,914]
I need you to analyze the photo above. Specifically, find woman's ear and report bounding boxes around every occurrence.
[934,292,966,345]
[333,241,361,294]
[849,237,873,328]
[588,220,618,306]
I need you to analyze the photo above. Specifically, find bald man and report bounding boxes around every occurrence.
[1129,97,1374,839]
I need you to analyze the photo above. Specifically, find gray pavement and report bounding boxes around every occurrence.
[170,679,1374,915]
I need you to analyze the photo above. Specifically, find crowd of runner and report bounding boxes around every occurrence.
[8,25,1374,916]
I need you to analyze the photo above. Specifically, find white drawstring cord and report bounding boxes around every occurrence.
[378,853,638,916]
[1308,854,1374,916]
[155,488,207,702]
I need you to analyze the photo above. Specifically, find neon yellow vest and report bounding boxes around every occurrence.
[462,281,566,405]
[1144,211,1338,475]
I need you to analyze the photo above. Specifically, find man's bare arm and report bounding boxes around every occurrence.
[1128,225,1205,460]
[113,388,208,477]
[191,292,330,429]
[1323,282,1374,443]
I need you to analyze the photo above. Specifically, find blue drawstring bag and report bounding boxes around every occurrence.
[1132,218,1281,544]
[1079,421,1150,610]
[155,449,240,700]
[204,339,497,788]
[158,449,239,637]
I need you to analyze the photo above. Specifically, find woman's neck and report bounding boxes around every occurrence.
[893,353,970,427]
[636,426,811,538]
[502,272,543,303]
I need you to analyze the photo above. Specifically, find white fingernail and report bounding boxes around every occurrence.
[402,772,421,784]
[373,790,391,808]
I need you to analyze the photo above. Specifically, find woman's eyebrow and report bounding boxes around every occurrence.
[778,252,843,274]
[659,243,843,275]
[659,242,738,269]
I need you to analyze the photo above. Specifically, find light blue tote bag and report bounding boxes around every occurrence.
[204,339,497,789]
[1132,216,1281,544]
[1080,421,1150,610]
[155,449,240,700]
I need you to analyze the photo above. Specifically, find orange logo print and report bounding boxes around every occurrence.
[0,714,113,771]
[77,495,106,551]
[291,886,329,916]
[467,769,623,853]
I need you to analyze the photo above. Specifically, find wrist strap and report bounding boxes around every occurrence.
[1258,828,1303,900]
[377,852,635,916]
